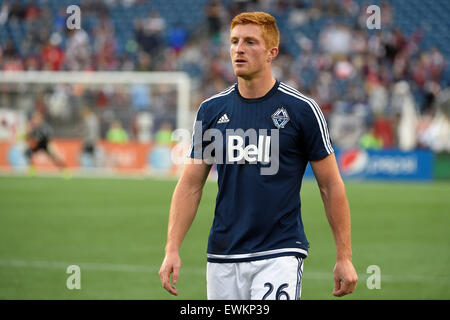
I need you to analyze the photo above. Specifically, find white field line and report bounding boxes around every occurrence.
[0,168,214,182]
[0,168,173,181]
[0,259,448,284]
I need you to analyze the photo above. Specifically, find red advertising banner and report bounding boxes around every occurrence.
[0,139,162,173]
[0,142,9,168]
[98,141,152,172]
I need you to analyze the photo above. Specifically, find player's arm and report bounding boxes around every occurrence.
[310,153,358,297]
[159,158,211,296]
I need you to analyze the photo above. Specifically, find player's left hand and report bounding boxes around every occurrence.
[159,252,181,296]
[332,259,358,297]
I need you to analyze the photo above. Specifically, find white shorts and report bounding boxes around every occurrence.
[206,256,304,300]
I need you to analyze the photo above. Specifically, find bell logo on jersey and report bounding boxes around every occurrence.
[225,128,279,176]
[190,122,280,175]
[227,134,271,163]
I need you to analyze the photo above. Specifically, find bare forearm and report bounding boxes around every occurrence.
[319,180,352,261]
[159,161,210,296]
[311,154,357,296]
[165,179,203,253]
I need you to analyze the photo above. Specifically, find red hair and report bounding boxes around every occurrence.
[231,11,280,49]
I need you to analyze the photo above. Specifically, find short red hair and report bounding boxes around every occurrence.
[231,11,280,49]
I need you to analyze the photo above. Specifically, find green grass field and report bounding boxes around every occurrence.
[0,175,449,299]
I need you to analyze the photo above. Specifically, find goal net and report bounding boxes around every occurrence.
[0,71,191,176]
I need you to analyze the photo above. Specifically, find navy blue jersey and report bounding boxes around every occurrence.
[189,81,333,263]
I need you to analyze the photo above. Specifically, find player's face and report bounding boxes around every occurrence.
[230,24,271,79]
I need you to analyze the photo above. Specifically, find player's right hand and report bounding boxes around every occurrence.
[158,252,181,296]
[332,259,358,297]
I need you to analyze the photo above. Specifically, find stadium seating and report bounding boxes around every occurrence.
[0,0,448,150]
[1,0,448,81]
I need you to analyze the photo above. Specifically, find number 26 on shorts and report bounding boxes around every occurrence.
[262,282,290,300]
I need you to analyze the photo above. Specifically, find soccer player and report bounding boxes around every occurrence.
[159,11,358,299]
[25,111,66,171]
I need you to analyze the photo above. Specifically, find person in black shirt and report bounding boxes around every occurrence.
[25,111,66,170]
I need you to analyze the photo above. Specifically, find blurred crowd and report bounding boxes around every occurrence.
[0,0,449,152]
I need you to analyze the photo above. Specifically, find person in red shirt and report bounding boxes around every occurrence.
[41,34,64,71]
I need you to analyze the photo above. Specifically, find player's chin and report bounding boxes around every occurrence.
[233,64,248,74]
[233,68,253,79]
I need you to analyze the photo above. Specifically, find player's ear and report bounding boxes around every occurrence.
[267,47,279,62]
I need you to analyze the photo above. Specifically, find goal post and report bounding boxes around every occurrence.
[0,71,191,131]
[0,71,192,175]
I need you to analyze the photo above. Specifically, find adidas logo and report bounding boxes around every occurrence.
[217,113,230,124]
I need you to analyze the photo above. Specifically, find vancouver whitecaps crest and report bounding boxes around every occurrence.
[271,107,290,129]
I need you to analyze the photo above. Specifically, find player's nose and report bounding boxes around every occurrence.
[235,40,245,53]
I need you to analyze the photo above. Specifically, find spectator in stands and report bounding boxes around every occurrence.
[319,23,352,57]
[8,1,25,21]
[24,0,40,22]
[418,88,450,152]
[1,40,24,71]
[2,39,18,60]
[93,18,117,70]
[135,51,151,71]
[53,7,67,32]
[168,23,189,56]
[0,1,10,25]
[134,111,154,143]
[205,0,224,38]
[0,0,448,152]
[64,29,91,71]
[429,47,446,81]
[155,122,173,147]
[373,115,395,149]
[106,120,129,143]
[41,33,64,71]
[80,107,100,167]
[359,127,383,150]
[135,11,166,57]
[131,83,151,112]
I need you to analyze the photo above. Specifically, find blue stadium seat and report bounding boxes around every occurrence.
[0,0,448,87]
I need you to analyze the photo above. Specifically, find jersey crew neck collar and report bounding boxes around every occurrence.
[235,80,280,104]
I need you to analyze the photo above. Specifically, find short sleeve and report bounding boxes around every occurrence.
[189,103,210,159]
[299,100,334,161]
